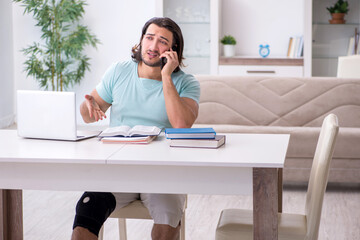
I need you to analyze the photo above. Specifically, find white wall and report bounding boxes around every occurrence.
[221,0,304,57]
[0,0,15,128]
[12,0,157,126]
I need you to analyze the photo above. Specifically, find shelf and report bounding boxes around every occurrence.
[185,54,210,58]
[312,56,340,60]
[219,57,304,66]
[313,23,360,26]
[178,21,210,25]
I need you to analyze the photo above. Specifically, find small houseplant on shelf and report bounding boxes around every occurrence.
[14,0,100,91]
[220,35,237,57]
[326,0,349,24]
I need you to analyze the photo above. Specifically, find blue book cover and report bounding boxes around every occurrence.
[165,128,216,139]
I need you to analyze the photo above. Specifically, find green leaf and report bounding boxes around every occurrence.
[220,35,237,45]
[14,0,99,91]
[327,0,349,14]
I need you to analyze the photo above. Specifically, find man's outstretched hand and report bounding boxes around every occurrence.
[84,94,106,121]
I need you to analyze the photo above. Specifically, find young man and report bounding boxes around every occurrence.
[71,17,200,240]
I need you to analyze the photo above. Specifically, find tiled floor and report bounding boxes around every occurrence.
[23,183,360,240]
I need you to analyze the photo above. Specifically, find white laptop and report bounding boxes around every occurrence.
[17,90,99,141]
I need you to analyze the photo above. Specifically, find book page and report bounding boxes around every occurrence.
[102,136,149,141]
[129,125,161,136]
[101,135,156,144]
[99,125,131,137]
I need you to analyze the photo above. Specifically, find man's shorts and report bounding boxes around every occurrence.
[113,192,186,228]
[73,192,186,236]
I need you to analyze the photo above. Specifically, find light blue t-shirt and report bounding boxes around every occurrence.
[96,60,200,129]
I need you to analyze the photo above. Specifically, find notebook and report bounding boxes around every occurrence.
[17,90,99,141]
[165,128,216,139]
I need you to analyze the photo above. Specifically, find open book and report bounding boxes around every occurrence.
[98,125,161,138]
[101,135,157,144]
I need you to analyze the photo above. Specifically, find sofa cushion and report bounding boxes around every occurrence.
[193,124,360,159]
[194,76,360,128]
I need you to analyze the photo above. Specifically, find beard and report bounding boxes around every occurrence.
[140,46,162,67]
[142,58,162,67]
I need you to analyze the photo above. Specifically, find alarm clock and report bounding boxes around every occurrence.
[259,44,270,58]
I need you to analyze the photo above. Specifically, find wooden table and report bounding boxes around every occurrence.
[0,130,289,240]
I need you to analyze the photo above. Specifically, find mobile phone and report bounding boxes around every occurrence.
[160,46,177,70]
[160,57,167,70]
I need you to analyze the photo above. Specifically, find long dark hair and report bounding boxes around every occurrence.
[131,17,184,72]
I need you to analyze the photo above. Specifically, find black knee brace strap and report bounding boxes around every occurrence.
[73,192,116,236]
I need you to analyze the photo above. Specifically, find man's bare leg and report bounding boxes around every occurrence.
[151,223,180,240]
[71,226,98,240]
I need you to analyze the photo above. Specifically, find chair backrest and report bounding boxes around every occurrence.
[337,55,360,78]
[305,114,339,240]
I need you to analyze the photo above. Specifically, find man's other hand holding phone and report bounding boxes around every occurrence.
[160,46,178,77]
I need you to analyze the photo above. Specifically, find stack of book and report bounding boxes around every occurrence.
[98,125,161,144]
[287,36,304,58]
[347,36,360,55]
[165,128,226,149]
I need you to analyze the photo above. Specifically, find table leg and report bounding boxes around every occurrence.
[278,168,283,213]
[0,190,23,240]
[253,168,278,240]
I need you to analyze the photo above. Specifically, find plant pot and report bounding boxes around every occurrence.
[329,13,346,24]
[223,45,236,57]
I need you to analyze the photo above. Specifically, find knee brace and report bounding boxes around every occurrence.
[73,192,116,236]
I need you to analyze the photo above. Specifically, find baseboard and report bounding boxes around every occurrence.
[0,114,15,129]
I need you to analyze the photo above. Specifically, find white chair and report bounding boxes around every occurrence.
[337,55,360,78]
[215,113,339,240]
[99,199,186,240]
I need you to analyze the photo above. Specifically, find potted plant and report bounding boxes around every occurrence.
[326,0,349,24]
[14,0,100,91]
[220,35,237,57]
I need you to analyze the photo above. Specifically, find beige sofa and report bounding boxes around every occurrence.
[193,75,360,183]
